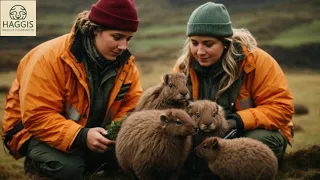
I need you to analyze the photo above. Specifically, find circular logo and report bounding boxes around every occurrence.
[9,5,27,20]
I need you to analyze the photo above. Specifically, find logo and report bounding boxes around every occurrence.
[9,5,27,20]
[1,1,36,36]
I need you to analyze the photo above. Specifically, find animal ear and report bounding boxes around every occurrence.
[218,105,225,117]
[163,74,170,85]
[211,138,219,149]
[160,114,169,124]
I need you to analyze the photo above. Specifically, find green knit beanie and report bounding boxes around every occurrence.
[187,2,233,37]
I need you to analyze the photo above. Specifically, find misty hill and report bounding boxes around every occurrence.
[0,0,319,71]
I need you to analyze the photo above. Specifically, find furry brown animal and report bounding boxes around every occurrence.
[187,100,231,139]
[196,137,278,180]
[134,73,190,111]
[115,109,198,180]
[183,100,232,175]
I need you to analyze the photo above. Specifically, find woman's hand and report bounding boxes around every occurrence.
[87,127,115,153]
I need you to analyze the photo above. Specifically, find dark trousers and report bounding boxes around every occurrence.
[26,138,118,180]
[244,129,287,160]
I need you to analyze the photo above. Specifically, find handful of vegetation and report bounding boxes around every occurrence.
[105,116,127,140]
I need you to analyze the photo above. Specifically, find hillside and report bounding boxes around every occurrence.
[0,0,319,71]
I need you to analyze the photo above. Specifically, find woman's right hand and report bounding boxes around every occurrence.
[87,127,115,153]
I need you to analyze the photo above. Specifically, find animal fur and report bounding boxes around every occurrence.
[196,137,278,180]
[134,73,190,111]
[115,109,198,180]
[182,100,232,174]
[187,100,231,142]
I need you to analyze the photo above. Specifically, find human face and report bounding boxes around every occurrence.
[94,30,134,61]
[189,36,225,67]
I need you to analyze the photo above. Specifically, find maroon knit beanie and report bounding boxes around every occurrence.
[88,0,139,32]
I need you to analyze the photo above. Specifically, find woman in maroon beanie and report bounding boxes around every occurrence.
[2,0,142,179]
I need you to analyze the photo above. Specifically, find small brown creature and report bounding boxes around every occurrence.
[115,109,198,180]
[196,137,278,180]
[134,73,190,111]
[187,100,231,140]
[183,100,232,174]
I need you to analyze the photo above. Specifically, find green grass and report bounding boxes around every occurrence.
[37,14,75,26]
[285,70,320,152]
[130,36,185,53]
[37,13,77,35]
[136,24,186,37]
[262,21,320,47]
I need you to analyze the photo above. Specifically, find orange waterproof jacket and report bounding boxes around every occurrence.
[2,27,142,159]
[174,46,294,144]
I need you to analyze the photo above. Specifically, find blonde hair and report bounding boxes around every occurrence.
[175,28,257,100]
[74,11,104,36]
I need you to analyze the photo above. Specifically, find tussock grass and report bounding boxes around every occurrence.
[263,21,320,47]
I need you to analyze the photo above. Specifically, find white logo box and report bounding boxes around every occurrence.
[1,0,36,36]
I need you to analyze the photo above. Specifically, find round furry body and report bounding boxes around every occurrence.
[196,137,278,180]
[116,109,198,180]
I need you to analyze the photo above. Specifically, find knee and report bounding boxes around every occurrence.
[244,129,270,142]
[244,129,287,160]
[244,129,285,147]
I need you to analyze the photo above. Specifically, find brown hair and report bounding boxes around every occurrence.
[74,11,104,36]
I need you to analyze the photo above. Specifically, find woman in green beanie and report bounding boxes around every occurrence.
[173,2,294,177]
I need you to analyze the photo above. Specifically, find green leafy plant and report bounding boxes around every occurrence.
[105,116,127,140]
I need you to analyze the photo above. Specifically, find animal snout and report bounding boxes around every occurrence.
[180,92,188,98]
[203,121,212,126]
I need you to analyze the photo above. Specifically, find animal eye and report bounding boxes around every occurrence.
[196,112,201,118]
[203,145,208,150]
[175,120,182,126]
[213,113,216,118]
[168,83,174,88]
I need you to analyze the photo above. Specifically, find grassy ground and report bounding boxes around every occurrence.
[0,60,319,179]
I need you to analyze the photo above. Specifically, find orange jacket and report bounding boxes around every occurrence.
[174,46,294,144]
[2,27,142,159]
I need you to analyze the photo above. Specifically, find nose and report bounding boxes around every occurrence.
[118,40,128,50]
[203,120,212,126]
[180,92,188,98]
[197,44,206,56]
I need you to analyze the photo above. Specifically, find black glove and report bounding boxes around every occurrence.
[226,113,244,138]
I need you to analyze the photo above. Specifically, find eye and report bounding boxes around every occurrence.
[204,42,214,48]
[168,82,174,88]
[203,145,208,150]
[112,35,122,41]
[213,113,216,118]
[175,120,182,126]
[196,112,201,118]
[190,40,198,46]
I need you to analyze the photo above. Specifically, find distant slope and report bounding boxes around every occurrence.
[0,0,319,71]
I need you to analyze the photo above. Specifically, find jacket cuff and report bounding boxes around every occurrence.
[227,113,244,137]
[72,128,89,150]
